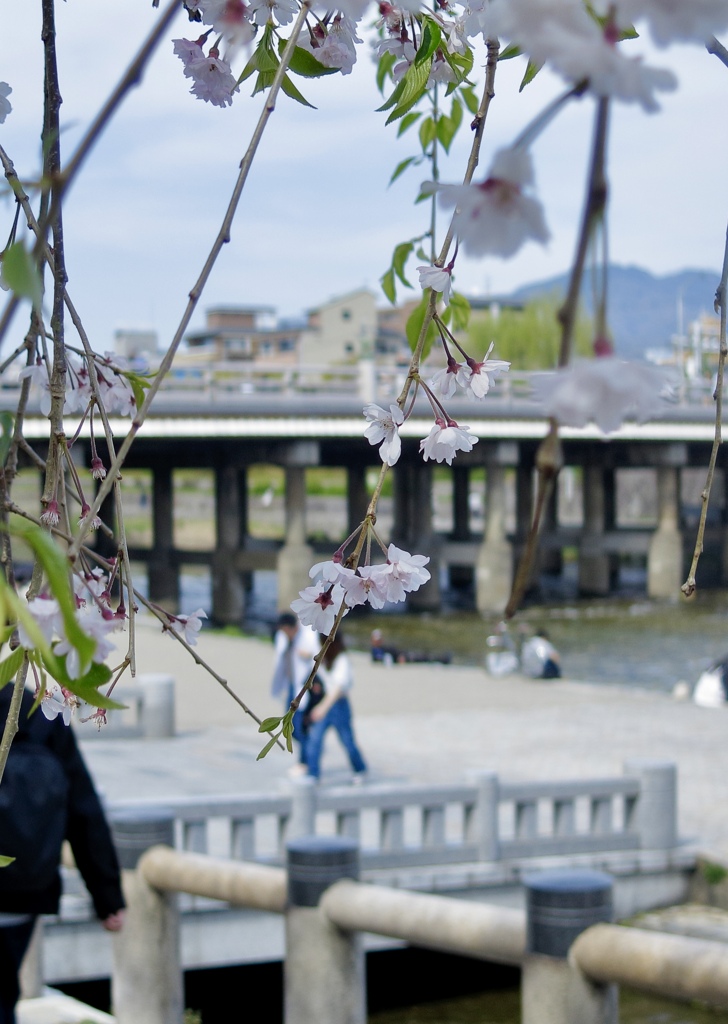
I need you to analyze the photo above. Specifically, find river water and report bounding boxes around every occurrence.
[169,566,728,694]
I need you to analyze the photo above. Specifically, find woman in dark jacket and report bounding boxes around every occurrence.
[0,686,125,1024]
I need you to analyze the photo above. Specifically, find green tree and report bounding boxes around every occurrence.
[466,294,593,370]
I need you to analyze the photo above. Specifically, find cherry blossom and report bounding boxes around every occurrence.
[173,38,205,65]
[301,15,361,74]
[429,358,469,399]
[461,343,510,398]
[182,48,239,106]
[175,608,208,646]
[249,0,298,26]
[56,606,119,680]
[338,566,390,609]
[0,82,11,124]
[531,358,670,434]
[603,0,728,47]
[363,403,405,465]
[18,360,52,416]
[418,264,452,306]
[291,581,346,633]
[18,596,61,650]
[490,0,677,112]
[382,544,431,602]
[91,457,107,480]
[428,147,549,259]
[40,684,77,726]
[452,0,498,40]
[420,418,478,465]
[78,504,102,531]
[40,500,60,528]
[309,557,349,583]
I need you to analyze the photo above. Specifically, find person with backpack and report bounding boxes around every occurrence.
[0,685,125,1024]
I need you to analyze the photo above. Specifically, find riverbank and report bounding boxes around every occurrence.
[78,616,728,861]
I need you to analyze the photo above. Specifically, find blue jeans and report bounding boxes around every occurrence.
[305,698,367,779]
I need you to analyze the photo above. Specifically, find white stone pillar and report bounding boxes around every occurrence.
[578,463,610,596]
[647,466,683,599]
[476,465,513,615]
[277,446,318,610]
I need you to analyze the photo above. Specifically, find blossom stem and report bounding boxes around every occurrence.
[707,35,728,69]
[0,659,30,783]
[682,220,728,597]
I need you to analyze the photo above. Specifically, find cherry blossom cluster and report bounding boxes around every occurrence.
[291,544,430,632]
[19,352,138,420]
[363,330,510,467]
[0,82,11,124]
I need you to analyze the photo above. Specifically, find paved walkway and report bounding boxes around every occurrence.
[79,616,728,859]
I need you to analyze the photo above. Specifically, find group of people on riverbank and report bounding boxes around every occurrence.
[271,614,368,782]
[485,622,562,680]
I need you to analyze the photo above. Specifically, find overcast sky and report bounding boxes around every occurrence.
[2,2,727,356]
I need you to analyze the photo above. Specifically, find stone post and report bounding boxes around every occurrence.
[287,775,317,841]
[623,759,677,850]
[476,465,513,615]
[648,466,683,599]
[578,463,610,596]
[212,462,245,625]
[137,673,176,738]
[149,464,179,611]
[468,770,500,862]
[277,444,318,610]
[521,870,617,1024]
[285,837,365,1024]
[110,813,182,1024]
[408,462,441,611]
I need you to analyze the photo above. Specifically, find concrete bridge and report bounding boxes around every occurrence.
[10,368,727,618]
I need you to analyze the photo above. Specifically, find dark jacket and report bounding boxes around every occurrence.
[0,686,125,919]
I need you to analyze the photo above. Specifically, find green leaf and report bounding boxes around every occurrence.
[256,733,279,760]
[0,648,25,691]
[376,51,396,93]
[392,241,414,288]
[281,715,294,754]
[240,25,279,85]
[498,43,521,60]
[449,291,471,332]
[2,243,42,309]
[397,112,421,137]
[384,58,432,125]
[418,116,436,151]
[519,59,542,91]
[389,156,418,186]
[0,856,15,868]
[460,85,479,115]
[278,40,339,78]
[0,412,14,468]
[380,267,396,305]
[281,73,315,108]
[440,46,473,89]
[258,716,282,733]
[406,295,438,361]
[416,19,442,63]
[8,519,95,671]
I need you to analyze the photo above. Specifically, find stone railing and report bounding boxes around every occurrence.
[106,760,677,874]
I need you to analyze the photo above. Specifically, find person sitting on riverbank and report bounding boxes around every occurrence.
[521,629,562,680]
[370,629,452,666]
[693,657,728,708]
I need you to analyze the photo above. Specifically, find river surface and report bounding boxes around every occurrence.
[170,567,728,694]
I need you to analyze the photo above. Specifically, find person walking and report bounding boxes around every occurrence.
[270,612,319,776]
[0,685,125,1024]
[305,635,367,783]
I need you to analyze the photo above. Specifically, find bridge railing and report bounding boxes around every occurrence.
[106,760,676,875]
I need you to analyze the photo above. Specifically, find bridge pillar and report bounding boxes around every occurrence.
[391,462,414,549]
[579,464,610,596]
[211,463,246,626]
[539,482,562,576]
[277,446,318,610]
[450,466,473,590]
[408,462,441,610]
[476,465,513,615]
[346,464,369,536]
[648,466,683,599]
[149,463,179,611]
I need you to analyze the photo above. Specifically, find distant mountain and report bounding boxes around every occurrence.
[507,264,719,360]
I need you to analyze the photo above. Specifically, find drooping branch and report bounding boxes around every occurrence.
[681,221,728,597]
